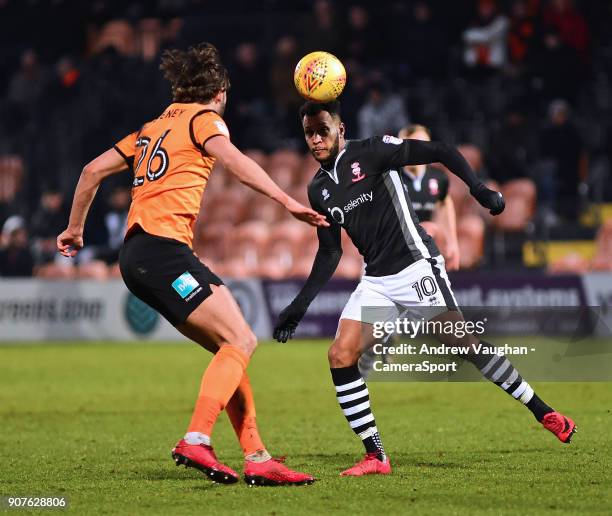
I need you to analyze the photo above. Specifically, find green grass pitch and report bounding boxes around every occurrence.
[1,340,610,515]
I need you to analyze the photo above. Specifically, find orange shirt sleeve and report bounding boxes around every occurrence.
[113,131,138,168]
[190,111,230,152]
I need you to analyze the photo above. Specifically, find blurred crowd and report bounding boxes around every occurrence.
[1,0,612,278]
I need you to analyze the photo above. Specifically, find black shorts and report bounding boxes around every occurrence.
[119,230,223,326]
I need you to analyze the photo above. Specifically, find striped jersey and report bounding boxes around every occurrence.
[307,136,440,277]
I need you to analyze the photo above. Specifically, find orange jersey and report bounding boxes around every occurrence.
[114,103,229,247]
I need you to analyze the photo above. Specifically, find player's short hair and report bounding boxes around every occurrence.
[160,43,230,104]
[398,124,431,139]
[299,100,342,123]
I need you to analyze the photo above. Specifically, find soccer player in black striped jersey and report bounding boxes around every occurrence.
[274,101,576,477]
[399,124,459,270]
[358,123,459,378]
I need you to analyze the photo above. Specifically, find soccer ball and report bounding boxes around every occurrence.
[294,51,346,102]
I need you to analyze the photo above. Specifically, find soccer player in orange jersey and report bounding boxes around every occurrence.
[57,43,327,486]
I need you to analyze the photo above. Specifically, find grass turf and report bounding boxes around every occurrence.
[0,340,610,515]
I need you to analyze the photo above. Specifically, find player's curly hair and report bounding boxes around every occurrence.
[160,43,230,104]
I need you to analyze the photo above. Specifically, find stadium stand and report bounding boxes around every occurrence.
[1,0,611,279]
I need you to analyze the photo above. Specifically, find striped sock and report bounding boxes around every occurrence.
[466,341,553,421]
[330,365,386,461]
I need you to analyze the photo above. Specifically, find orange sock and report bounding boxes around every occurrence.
[226,372,265,456]
[187,345,250,437]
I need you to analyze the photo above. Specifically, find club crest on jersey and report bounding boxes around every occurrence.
[428,178,439,196]
[351,162,365,183]
[322,188,330,200]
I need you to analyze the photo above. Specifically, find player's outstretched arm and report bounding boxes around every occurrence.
[57,148,128,257]
[204,136,328,227]
[274,225,342,343]
[401,140,505,215]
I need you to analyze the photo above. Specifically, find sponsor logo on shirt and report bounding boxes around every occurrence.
[327,191,374,225]
[322,188,330,200]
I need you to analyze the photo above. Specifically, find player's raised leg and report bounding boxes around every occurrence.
[329,319,391,476]
[431,309,577,443]
[174,285,314,486]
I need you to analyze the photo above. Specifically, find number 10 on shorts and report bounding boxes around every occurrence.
[411,276,438,302]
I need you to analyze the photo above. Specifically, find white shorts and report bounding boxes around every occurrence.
[340,255,459,325]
